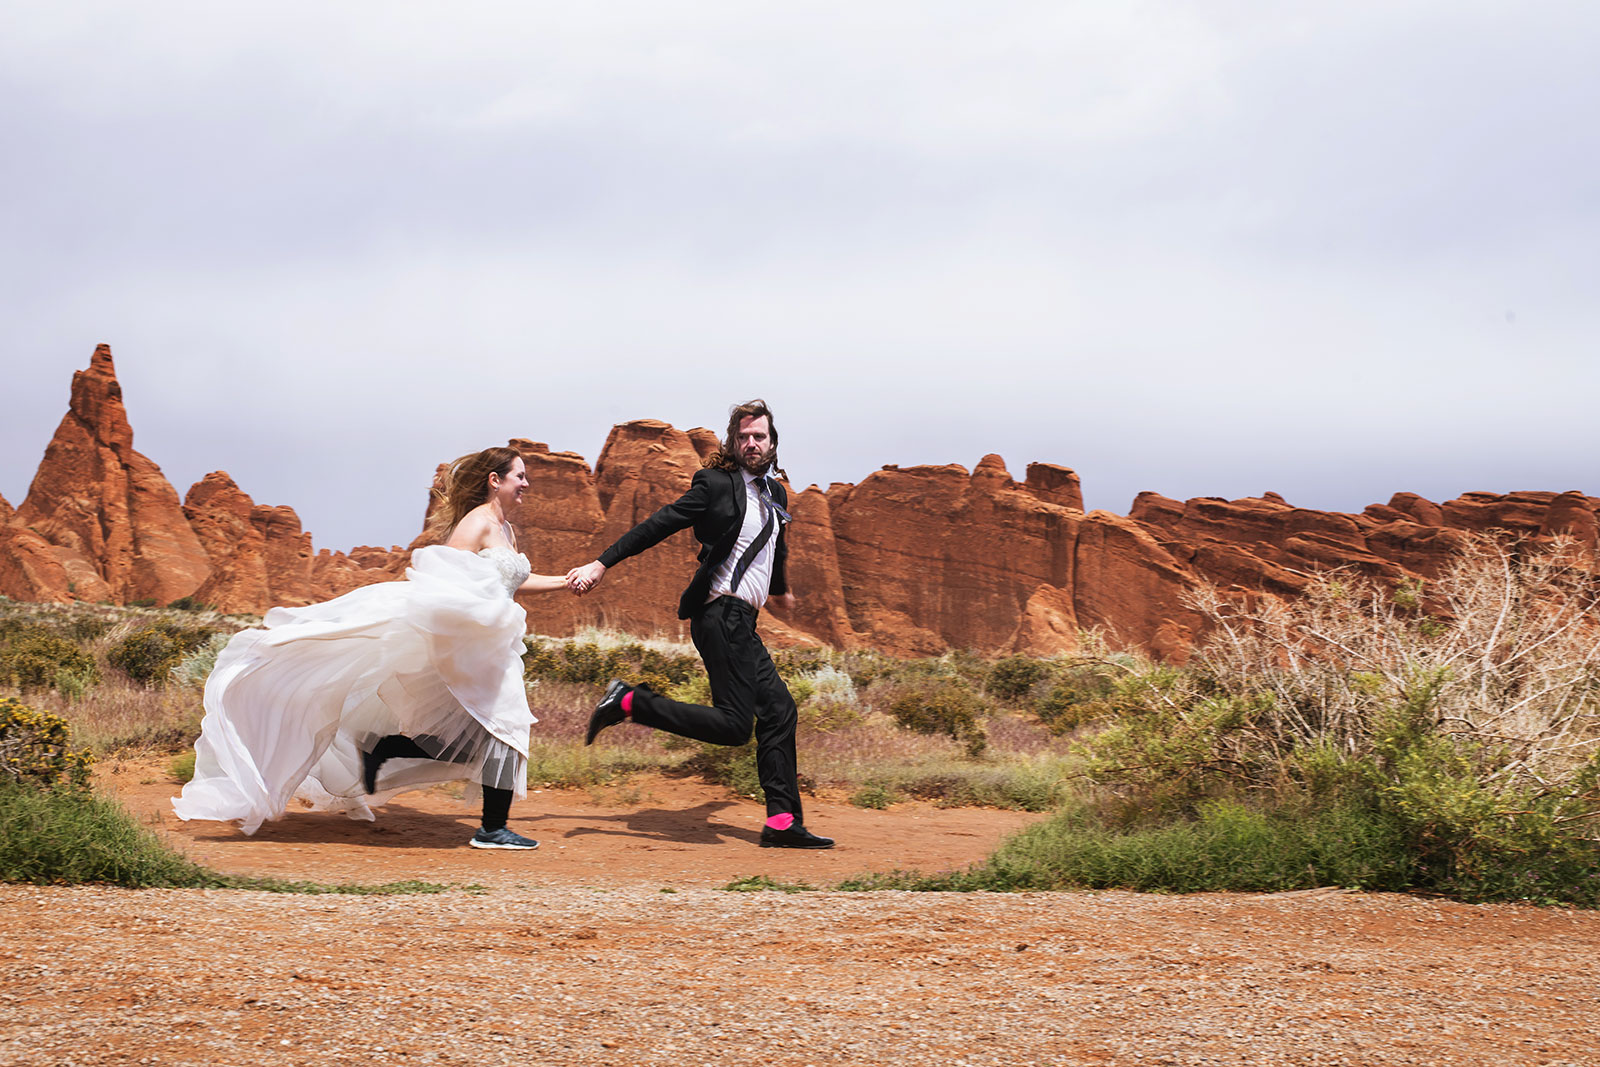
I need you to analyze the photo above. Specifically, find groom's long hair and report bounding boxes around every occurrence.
[703,398,786,480]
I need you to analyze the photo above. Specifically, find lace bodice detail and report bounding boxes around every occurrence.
[477,546,531,597]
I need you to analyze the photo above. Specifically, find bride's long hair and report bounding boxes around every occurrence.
[422,446,523,543]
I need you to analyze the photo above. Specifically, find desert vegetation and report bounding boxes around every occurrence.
[3,532,1599,903]
[846,534,1600,905]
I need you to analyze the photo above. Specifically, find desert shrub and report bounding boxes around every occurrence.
[838,799,1414,894]
[681,741,762,798]
[772,647,831,680]
[108,623,215,686]
[167,749,197,783]
[165,596,212,612]
[0,697,95,790]
[850,781,898,809]
[986,656,1049,702]
[1060,534,1600,904]
[665,673,714,707]
[0,780,221,887]
[885,678,989,757]
[1033,660,1128,733]
[0,780,459,892]
[524,638,700,693]
[837,649,895,690]
[0,627,100,695]
[170,631,233,690]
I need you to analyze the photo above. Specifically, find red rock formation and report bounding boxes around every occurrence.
[14,345,211,605]
[182,471,390,614]
[182,472,272,614]
[829,457,1088,655]
[5,350,1598,660]
[571,420,712,641]
[770,486,858,649]
[0,524,80,603]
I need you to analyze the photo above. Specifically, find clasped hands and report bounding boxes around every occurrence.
[561,561,797,610]
[564,560,606,596]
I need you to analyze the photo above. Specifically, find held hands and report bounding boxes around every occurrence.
[772,592,796,611]
[565,560,606,596]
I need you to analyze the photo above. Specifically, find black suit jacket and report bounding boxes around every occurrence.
[597,466,790,619]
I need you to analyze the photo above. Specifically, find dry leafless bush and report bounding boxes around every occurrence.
[1187,532,1600,787]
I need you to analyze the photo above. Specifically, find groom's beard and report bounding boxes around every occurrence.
[738,447,774,474]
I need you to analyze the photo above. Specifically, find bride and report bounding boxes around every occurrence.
[173,446,569,849]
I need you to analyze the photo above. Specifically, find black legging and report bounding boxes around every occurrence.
[368,734,513,831]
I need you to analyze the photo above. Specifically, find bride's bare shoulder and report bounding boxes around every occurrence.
[444,506,495,551]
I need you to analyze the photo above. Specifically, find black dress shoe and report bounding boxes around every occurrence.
[585,679,630,745]
[760,824,835,849]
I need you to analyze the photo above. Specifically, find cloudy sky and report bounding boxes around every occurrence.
[3,1,1596,551]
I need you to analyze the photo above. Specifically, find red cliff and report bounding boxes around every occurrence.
[4,346,1595,660]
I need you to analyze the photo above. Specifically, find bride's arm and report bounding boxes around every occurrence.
[516,573,570,594]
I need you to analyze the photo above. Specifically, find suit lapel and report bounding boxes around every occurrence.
[730,468,748,530]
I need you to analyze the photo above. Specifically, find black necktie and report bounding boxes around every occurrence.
[729,478,782,594]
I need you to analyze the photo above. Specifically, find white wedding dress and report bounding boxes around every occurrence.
[173,545,536,834]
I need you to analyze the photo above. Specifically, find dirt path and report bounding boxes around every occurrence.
[2,761,1597,1066]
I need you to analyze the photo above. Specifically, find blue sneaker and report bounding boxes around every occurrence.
[470,827,539,850]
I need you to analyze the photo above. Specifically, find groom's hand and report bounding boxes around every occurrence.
[566,560,607,596]
[772,592,796,611]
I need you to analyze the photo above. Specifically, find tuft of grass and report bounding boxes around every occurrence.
[721,874,815,893]
[837,800,1414,895]
[0,780,474,894]
[167,749,196,783]
[849,782,898,809]
[0,779,229,887]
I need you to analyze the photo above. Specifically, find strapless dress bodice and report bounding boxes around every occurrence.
[477,546,531,597]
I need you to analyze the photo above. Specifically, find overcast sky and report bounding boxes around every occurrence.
[3,1,1596,552]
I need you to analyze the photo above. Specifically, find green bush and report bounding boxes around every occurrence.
[107,623,215,686]
[0,780,222,887]
[682,741,762,798]
[850,782,898,809]
[985,656,1049,702]
[0,627,100,695]
[1033,661,1124,733]
[0,697,94,790]
[838,799,1413,894]
[170,631,232,690]
[0,780,462,893]
[886,678,989,757]
[524,638,701,692]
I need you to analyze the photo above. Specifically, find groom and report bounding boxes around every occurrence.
[566,399,832,849]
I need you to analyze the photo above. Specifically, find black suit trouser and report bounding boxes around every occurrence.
[630,596,802,821]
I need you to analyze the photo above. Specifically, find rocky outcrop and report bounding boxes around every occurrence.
[830,457,1092,655]
[182,473,273,614]
[14,345,211,605]
[182,472,393,614]
[4,347,1596,659]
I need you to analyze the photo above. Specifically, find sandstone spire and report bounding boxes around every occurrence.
[15,344,212,604]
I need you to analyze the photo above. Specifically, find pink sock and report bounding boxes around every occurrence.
[766,813,795,831]
[620,689,634,719]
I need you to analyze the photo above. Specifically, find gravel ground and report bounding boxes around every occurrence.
[3,883,1597,1066]
[4,763,1598,1065]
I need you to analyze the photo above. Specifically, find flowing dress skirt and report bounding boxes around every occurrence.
[172,546,535,834]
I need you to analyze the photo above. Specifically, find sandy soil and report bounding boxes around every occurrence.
[1,760,1597,1066]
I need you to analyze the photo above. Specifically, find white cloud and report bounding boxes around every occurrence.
[3,1,1597,548]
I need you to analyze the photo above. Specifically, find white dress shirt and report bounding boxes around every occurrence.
[707,469,780,610]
